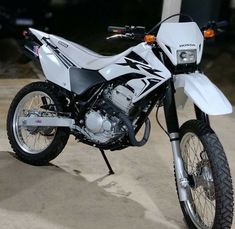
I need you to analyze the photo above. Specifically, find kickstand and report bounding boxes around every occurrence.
[99,149,115,175]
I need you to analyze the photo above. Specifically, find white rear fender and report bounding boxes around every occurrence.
[29,28,49,41]
[174,72,232,115]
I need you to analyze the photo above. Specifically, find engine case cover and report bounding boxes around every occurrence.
[85,111,105,133]
[84,110,121,143]
[85,110,113,133]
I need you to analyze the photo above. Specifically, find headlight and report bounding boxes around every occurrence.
[177,49,197,64]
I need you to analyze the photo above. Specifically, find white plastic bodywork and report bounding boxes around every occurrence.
[49,34,136,70]
[99,43,171,102]
[174,72,233,115]
[38,45,71,90]
[99,43,171,80]
[29,28,171,101]
[29,28,232,115]
[30,28,135,71]
[157,22,204,65]
[30,28,49,40]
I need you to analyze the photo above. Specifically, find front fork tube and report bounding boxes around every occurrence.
[163,81,189,201]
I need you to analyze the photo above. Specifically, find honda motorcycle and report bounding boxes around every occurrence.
[7,14,234,228]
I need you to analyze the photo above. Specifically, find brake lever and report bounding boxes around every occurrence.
[106,33,134,40]
[106,34,124,40]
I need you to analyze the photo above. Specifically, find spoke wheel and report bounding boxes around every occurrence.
[176,120,233,229]
[13,91,56,154]
[7,82,70,165]
[181,132,215,228]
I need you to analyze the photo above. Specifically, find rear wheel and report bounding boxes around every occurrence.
[7,82,70,165]
[177,120,233,228]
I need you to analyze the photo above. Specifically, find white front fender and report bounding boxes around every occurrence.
[174,72,232,115]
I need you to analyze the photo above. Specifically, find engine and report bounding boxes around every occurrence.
[84,109,122,143]
[83,85,135,144]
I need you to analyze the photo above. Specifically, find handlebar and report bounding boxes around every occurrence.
[107,20,228,42]
[107,25,146,41]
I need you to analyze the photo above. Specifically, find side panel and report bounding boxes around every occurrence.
[174,72,233,115]
[38,44,71,90]
[99,43,171,102]
[99,43,171,80]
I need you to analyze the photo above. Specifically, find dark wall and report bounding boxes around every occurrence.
[49,0,163,53]
[181,0,231,27]
[0,0,163,54]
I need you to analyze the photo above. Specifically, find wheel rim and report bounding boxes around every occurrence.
[13,91,57,154]
[180,132,215,229]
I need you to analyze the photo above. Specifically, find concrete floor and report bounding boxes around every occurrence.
[0,79,235,229]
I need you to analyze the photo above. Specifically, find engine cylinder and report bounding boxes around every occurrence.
[110,85,134,114]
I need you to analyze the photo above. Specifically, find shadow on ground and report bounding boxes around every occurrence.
[0,151,179,229]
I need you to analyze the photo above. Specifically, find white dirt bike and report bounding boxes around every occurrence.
[7,14,234,228]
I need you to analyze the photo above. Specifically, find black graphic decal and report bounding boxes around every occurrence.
[138,78,161,97]
[117,53,163,78]
[54,51,69,68]
[141,66,163,78]
[53,49,76,69]
[118,58,140,70]
[126,51,148,64]
[165,45,172,53]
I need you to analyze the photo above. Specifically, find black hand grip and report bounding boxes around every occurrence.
[108,26,126,34]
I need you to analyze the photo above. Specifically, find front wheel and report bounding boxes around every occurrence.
[177,120,233,229]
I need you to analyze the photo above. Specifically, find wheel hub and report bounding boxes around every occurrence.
[25,110,55,136]
[25,111,41,135]
[195,160,215,201]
